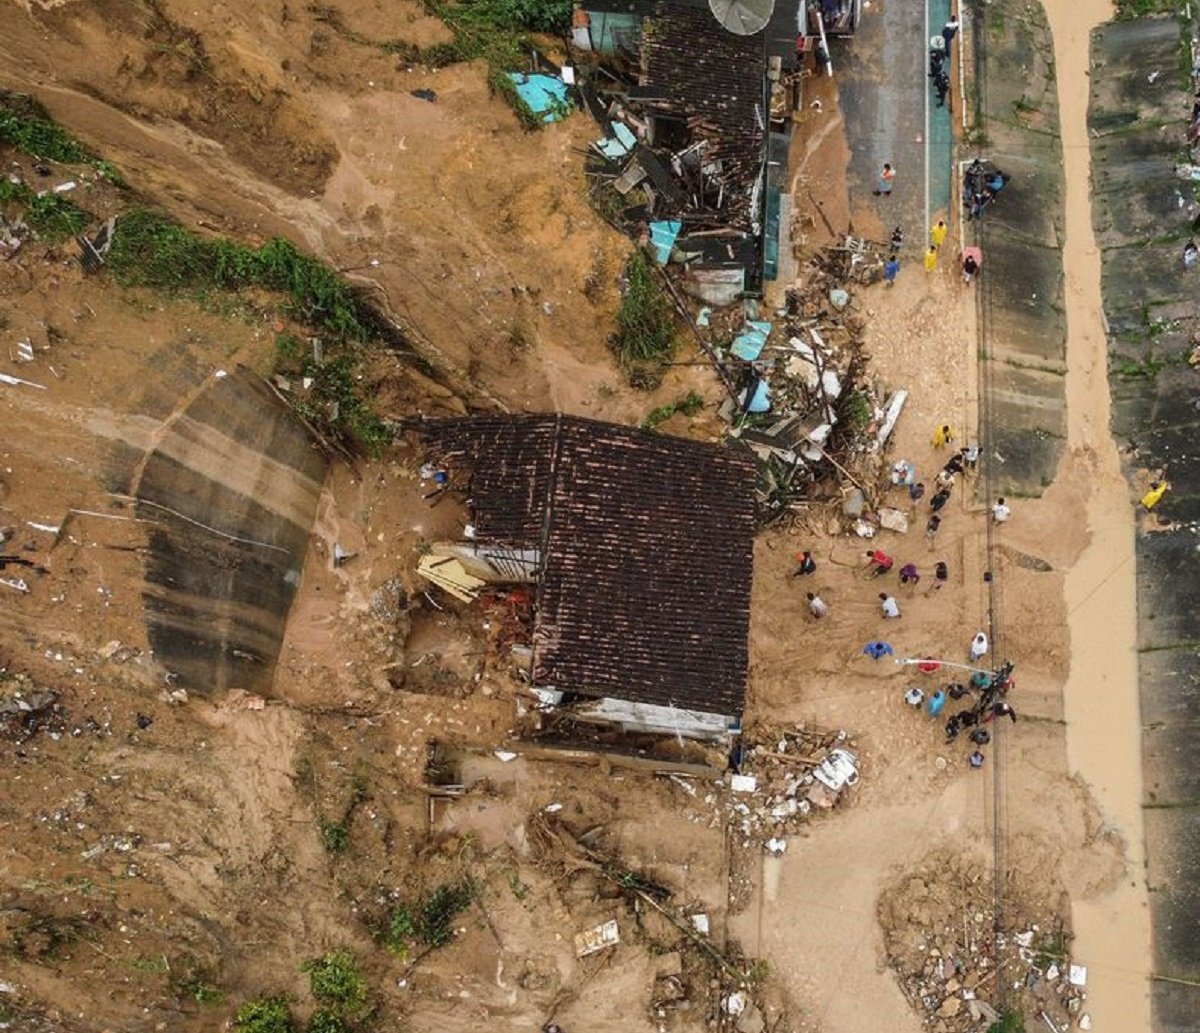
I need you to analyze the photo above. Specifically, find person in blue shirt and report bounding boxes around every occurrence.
[863,641,894,660]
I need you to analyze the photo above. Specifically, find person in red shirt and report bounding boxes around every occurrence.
[865,549,894,577]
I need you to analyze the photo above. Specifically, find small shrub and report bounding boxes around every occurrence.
[276,332,305,365]
[303,949,366,1013]
[350,770,370,803]
[416,882,474,947]
[612,251,677,380]
[320,819,349,854]
[643,391,705,430]
[180,977,224,1004]
[844,390,873,428]
[381,881,474,954]
[307,1009,352,1033]
[487,69,543,130]
[419,40,466,67]
[26,193,90,241]
[987,1009,1025,1033]
[233,995,295,1033]
[625,361,665,391]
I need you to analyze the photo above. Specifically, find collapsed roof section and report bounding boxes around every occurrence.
[411,414,757,719]
[639,0,768,233]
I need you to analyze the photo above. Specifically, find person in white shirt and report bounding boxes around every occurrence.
[970,631,989,662]
[807,592,829,619]
[991,497,1010,522]
[879,593,901,618]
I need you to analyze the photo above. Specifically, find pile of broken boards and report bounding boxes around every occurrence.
[582,87,761,306]
[530,815,776,1031]
[880,854,1089,1033]
[668,725,859,851]
[712,239,903,522]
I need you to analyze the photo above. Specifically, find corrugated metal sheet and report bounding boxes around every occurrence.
[410,415,755,718]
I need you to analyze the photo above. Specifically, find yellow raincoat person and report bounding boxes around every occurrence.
[931,424,956,448]
[1141,480,1170,510]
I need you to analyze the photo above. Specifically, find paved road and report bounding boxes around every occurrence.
[833,0,955,243]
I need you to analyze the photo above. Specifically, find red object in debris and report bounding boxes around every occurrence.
[917,657,941,674]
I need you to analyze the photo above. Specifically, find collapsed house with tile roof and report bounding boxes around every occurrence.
[577,0,803,302]
[409,414,757,741]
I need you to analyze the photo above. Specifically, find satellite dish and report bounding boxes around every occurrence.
[708,0,775,35]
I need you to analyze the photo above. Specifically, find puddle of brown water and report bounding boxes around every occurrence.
[1046,0,1153,1025]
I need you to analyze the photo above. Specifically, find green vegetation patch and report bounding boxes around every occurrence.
[1113,0,1185,18]
[303,949,367,1013]
[0,178,91,243]
[320,817,350,854]
[107,209,394,456]
[612,250,679,388]
[307,1009,354,1033]
[0,91,122,182]
[643,391,704,430]
[424,0,572,125]
[233,995,296,1033]
[987,1009,1026,1033]
[381,880,474,955]
[107,210,371,341]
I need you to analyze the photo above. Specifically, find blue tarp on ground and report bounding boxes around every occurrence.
[746,379,771,413]
[648,220,682,265]
[507,73,571,124]
[594,122,636,159]
[731,320,772,361]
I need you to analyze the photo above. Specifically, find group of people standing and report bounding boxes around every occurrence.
[963,157,1011,221]
[794,414,1019,771]
[875,11,1004,288]
[904,426,979,545]
[929,15,959,110]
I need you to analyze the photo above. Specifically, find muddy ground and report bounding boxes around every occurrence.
[0,1,1166,1032]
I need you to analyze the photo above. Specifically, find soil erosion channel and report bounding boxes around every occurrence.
[1046,0,1152,1026]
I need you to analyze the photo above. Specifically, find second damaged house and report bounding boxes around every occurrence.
[408,414,756,744]
[577,0,806,303]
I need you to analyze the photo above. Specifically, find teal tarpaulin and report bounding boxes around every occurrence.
[506,73,571,124]
[594,122,636,159]
[648,220,681,265]
[746,380,771,413]
[731,320,772,361]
